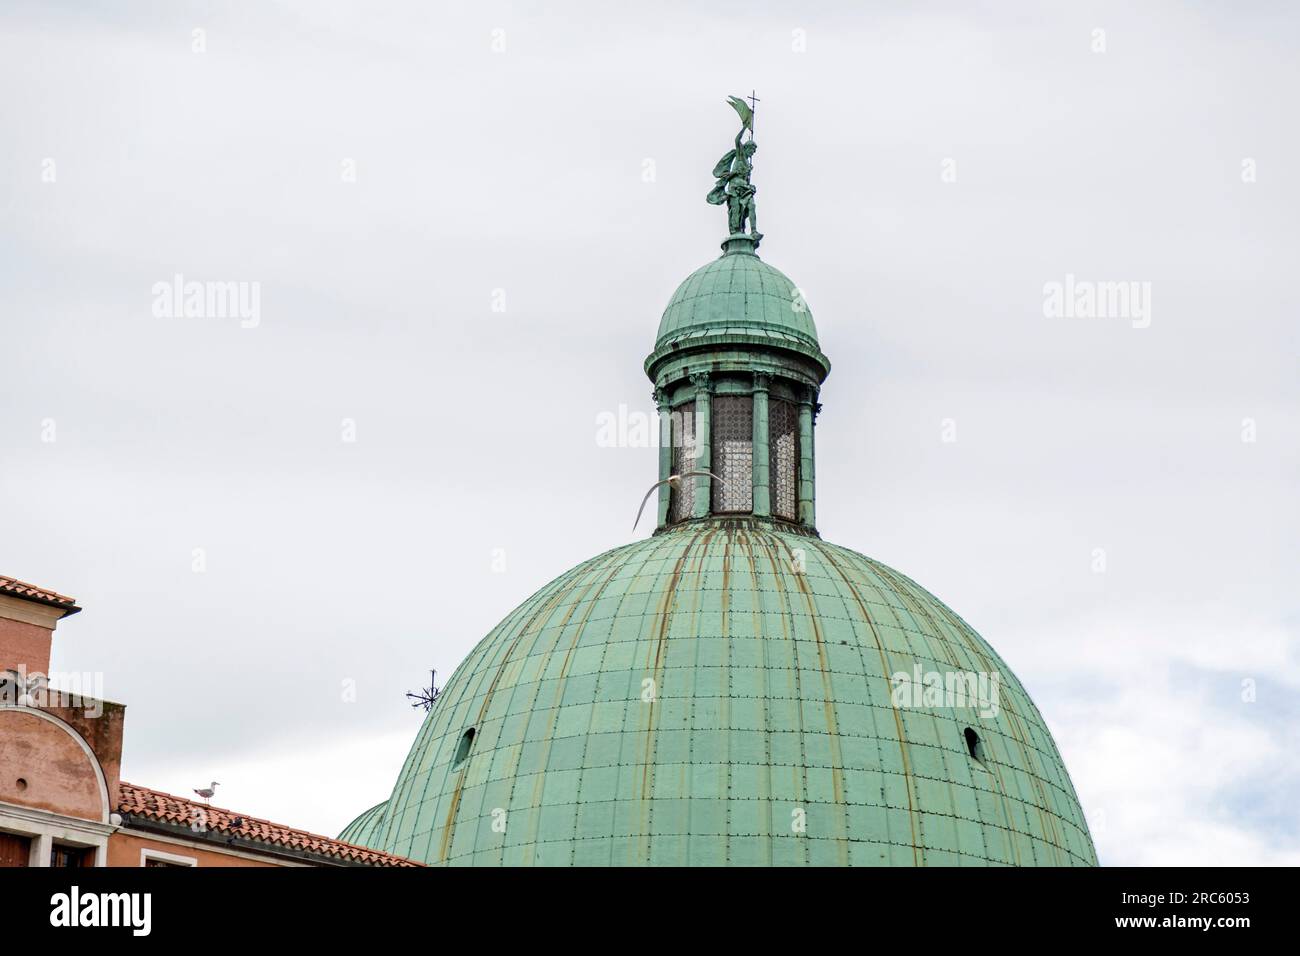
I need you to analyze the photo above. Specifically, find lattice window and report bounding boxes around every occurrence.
[711,395,753,513]
[669,402,696,522]
[769,399,799,520]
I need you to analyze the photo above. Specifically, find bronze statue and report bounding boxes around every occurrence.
[707,94,762,245]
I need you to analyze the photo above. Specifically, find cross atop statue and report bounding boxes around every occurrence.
[706,93,763,247]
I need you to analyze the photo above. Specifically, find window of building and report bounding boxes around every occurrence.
[669,402,696,522]
[141,847,197,867]
[711,395,753,513]
[50,844,93,867]
[769,399,799,520]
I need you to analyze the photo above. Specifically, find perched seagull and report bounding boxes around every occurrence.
[633,471,726,530]
[193,781,220,804]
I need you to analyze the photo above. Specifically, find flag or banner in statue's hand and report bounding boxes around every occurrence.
[726,95,753,130]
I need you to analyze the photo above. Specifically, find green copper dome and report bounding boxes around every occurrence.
[647,240,830,381]
[340,101,1094,867]
[358,520,1095,866]
[338,800,388,847]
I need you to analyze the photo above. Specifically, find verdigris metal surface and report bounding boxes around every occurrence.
[654,251,824,356]
[338,800,388,847]
[366,519,1097,866]
[340,103,1094,867]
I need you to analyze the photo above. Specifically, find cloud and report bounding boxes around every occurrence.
[1025,608,1300,865]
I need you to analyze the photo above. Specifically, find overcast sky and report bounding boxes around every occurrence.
[2,1,1296,864]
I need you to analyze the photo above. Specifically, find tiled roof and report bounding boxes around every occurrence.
[116,782,419,867]
[0,574,81,614]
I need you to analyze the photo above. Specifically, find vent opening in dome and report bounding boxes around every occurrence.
[453,728,476,767]
[964,727,983,763]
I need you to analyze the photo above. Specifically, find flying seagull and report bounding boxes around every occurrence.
[633,471,725,530]
[193,781,220,804]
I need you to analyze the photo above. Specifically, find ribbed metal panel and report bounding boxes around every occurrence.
[374,520,1098,867]
[337,800,388,848]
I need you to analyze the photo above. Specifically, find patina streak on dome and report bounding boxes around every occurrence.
[370,520,1096,867]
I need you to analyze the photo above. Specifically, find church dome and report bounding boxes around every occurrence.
[648,239,831,381]
[340,98,1094,867]
[338,800,388,848]
[362,520,1095,866]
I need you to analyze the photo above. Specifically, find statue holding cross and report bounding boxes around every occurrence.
[707,91,762,246]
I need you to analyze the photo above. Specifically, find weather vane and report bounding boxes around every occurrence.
[406,669,441,712]
[707,91,762,246]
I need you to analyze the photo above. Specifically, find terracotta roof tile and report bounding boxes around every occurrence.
[116,782,419,867]
[0,574,81,614]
